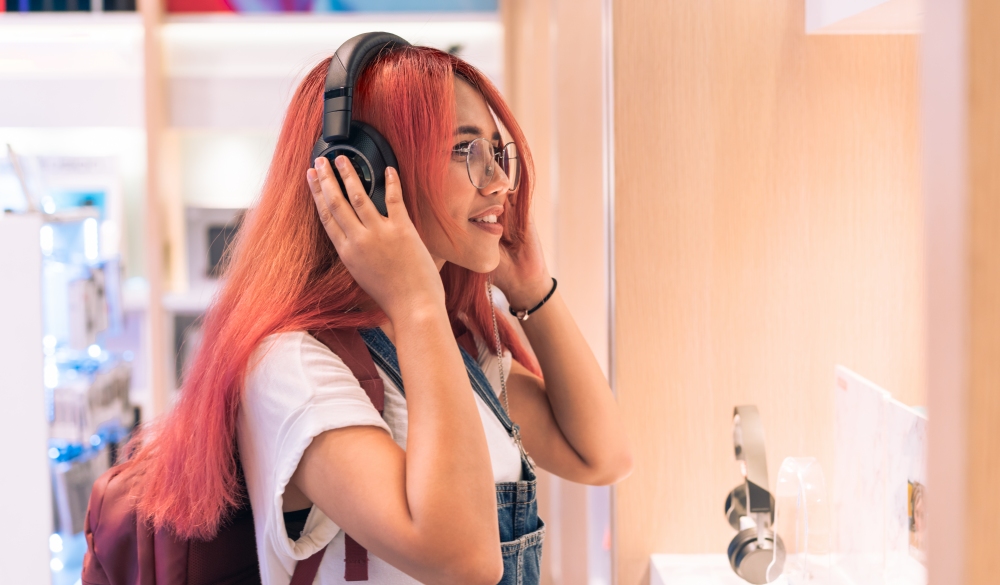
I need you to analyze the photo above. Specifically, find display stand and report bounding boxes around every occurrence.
[772,457,832,584]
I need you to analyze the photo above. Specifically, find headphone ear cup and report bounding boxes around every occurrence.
[725,484,747,530]
[312,138,330,162]
[725,483,777,531]
[312,121,399,218]
[727,528,785,585]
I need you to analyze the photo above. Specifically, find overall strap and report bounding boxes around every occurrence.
[359,328,516,433]
[460,343,516,431]
[307,328,383,581]
[363,327,535,477]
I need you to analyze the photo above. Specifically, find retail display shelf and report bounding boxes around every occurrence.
[163,10,499,24]
[0,11,140,21]
[160,10,500,50]
[0,11,142,35]
[116,284,221,313]
[162,284,220,313]
[161,12,503,80]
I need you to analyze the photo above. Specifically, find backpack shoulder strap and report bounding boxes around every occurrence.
[451,320,480,361]
[305,328,380,581]
[290,547,327,585]
[311,328,384,415]
[456,329,478,360]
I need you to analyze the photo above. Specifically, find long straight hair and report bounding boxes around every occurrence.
[122,46,539,540]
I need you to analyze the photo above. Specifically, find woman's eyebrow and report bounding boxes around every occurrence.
[454,125,502,141]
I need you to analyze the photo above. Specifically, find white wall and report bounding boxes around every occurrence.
[0,213,52,584]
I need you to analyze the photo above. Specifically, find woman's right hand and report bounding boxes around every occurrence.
[307,156,445,323]
[299,155,504,584]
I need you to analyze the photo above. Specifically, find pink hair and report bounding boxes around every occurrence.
[121,46,539,540]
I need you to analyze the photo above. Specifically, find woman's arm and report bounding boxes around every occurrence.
[493,220,633,486]
[290,158,503,585]
[503,287,634,486]
[293,308,502,584]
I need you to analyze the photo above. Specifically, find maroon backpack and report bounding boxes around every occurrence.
[81,329,388,584]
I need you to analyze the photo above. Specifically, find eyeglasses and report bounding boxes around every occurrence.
[452,137,520,192]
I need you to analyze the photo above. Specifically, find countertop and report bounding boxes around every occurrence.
[649,554,788,585]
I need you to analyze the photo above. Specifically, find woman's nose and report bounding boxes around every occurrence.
[482,162,511,195]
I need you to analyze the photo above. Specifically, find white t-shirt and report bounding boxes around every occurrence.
[237,330,520,585]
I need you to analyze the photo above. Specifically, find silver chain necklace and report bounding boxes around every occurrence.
[486,276,534,469]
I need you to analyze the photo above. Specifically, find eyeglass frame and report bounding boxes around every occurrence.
[451,137,520,192]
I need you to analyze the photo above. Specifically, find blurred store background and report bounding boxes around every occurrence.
[16,1,996,585]
[0,0,614,583]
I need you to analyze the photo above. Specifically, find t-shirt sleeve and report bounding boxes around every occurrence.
[241,331,392,564]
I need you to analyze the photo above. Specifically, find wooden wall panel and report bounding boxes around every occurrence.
[965,0,1000,581]
[611,2,922,583]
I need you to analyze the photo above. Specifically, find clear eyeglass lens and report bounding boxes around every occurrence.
[466,138,520,192]
[467,138,494,189]
[501,142,519,192]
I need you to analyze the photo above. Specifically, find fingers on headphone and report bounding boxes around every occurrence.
[308,160,347,243]
[383,167,405,220]
[312,157,346,209]
[332,155,379,225]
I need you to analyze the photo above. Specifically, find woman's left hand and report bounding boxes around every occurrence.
[491,213,553,311]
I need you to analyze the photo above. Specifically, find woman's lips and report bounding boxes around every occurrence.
[470,219,503,235]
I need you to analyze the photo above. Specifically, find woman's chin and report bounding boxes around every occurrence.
[453,253,500,275]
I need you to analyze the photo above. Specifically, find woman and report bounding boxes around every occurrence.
[123,44,632,584]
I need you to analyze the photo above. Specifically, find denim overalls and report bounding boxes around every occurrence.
[359,328,545,585]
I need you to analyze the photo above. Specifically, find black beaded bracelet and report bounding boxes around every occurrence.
[509,278,557,321]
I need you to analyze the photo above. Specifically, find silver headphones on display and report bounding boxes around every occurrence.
[724,405,785,584]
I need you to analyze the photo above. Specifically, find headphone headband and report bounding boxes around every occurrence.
[732,405,773,518]
[322,32,410,144]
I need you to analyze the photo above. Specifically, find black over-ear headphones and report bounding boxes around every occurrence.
[312,32,411,217]
[724,405,785,584]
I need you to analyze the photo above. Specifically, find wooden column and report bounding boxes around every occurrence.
[503,0,613,583]
[502,0,556,261]
[502,2,557,583]
[550,0,612,583]
[139,0,168,417]
[925,0,1000,582]
[922,0,967,581]
[964,2,1000,580]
